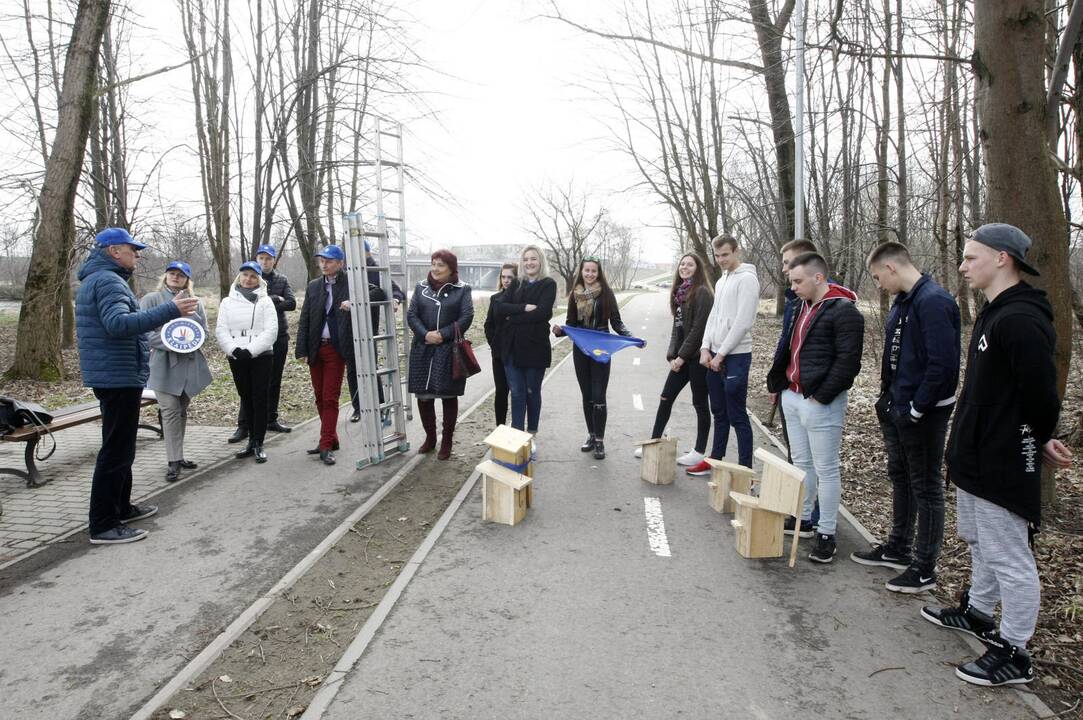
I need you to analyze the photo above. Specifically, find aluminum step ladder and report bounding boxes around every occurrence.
[342,212,409,469]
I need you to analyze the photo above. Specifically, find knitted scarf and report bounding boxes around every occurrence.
[574,282,602,325]
[673,278,693,307]
[236,285,259,304]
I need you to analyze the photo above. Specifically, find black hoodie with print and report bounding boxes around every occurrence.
[945,282,1061,525]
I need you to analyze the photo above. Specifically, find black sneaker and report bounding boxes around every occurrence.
[784,517,815,538]
[89,525,148,545]
[123,504,158,522]
[886,567,936,594]
[808,533,836,563]
[850,544,911,570]
[920,591,995,640]
[956,633,1034,686]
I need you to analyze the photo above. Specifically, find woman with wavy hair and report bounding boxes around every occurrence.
[635,252,714,466]
[483,262,518,427]
[552,256,633,460]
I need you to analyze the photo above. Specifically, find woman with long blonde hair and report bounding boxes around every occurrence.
[491,245,557,442]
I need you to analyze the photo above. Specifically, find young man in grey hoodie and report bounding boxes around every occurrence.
[687,234,760,475]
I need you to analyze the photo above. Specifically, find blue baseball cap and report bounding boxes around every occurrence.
[239,261,263,276]
[255,244,277,258]
[166,260,192,278]
[315,245,345,261]
[96,227,146,250]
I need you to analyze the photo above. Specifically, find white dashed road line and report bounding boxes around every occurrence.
[643,498,671,557]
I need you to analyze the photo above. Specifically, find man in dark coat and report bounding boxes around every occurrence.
[295,245,351,465]
[852,242,960,595]
[921,223,1071,687]
[76,227,199,544]
[766,252,864,564]
[230,244,296,442]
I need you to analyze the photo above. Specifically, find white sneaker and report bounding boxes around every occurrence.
[676,449,705,466]
[634,447,643,459]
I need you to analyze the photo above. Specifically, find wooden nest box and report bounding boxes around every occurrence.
[637,437,677,485]
[704,459,756,514]
[484,425,534,479]
[729,448,807,566]
[477,459,533,526]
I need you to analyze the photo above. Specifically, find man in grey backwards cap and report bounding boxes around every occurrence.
[921,223,1072,686]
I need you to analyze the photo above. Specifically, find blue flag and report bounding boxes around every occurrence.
[560,325,645,364]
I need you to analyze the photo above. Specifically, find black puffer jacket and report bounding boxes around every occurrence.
[406,280,474,396]
[766,284,865,404]
[262,269,296,340]
[564,286,631,335]
[295,271,352,363]
[494,277,557,369]
[946,282,1060,525]
[667,285,713,362]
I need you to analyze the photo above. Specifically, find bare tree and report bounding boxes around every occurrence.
[9,0,111,380]
[524,183,606,294]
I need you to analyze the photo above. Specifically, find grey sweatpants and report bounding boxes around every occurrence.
[956,489,1040,648]
[157,391,191,463]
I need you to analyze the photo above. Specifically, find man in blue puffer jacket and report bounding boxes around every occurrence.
[76,227,199,545]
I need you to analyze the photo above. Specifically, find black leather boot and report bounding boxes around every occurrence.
[253,445,267,463]
[593,439,606,460]
[227,427,248,444]
[580,435,596,452]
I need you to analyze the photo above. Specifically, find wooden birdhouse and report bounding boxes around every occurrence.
[477,459,533,526]
[705,459,756,514]
[729,493,785,558]
[484,425,534,479]
[637,437,677,485]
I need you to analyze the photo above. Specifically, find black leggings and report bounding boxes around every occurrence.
[650,359,710,453]
[572,346,611,439]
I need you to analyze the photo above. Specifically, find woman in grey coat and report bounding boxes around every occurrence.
[140,261,213,481]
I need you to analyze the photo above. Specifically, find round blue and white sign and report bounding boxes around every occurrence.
[161,317,205,353]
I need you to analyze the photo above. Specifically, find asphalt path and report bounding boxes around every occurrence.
[315,291,1037,720]
[0,336,501,719]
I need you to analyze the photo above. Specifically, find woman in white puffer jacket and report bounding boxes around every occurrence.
[216,261,278,463]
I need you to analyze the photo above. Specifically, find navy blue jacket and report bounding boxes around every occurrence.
[880,274,961,420]
[75,249,180,388]
[772,287,800,368]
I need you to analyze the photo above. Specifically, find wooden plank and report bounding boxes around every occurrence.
[475,460,531,491]
[484,425,533,454]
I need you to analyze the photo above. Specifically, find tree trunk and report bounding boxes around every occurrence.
[9,0,111,380]
[974,0,1073,505]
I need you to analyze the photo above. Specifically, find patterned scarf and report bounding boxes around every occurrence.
[674,278,693,307]
[574,282,602,324]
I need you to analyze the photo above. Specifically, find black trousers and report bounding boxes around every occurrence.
[238,335,288,427]
[230,353,273,446]
[650,359,710,453]
[492,354,510,426]
[878,404,951,572]
[572,346,611,439]
[89,387,143,535]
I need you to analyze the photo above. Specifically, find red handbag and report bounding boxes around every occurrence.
[451,321,481,380]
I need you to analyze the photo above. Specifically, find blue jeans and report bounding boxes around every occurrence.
[706,352,753,467]
[504,362,545,432]
[781,389,847,536]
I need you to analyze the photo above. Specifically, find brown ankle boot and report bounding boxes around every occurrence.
[417,400,437,454]
[437,398,458,460]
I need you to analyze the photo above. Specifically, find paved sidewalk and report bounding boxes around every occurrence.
[316,292,1038,720]
[0,420,234,564]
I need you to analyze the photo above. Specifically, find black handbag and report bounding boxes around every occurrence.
[0,396,53,435]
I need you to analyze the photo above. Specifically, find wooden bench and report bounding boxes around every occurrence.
[0,390,162,488]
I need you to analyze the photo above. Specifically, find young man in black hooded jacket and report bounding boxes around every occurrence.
[921,223,1072,687]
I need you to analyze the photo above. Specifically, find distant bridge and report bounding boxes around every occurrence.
[405,259,505,290]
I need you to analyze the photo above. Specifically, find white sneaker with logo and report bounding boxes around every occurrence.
[676,449,705,467]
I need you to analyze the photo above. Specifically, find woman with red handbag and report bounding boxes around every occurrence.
[406,250,474,460]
